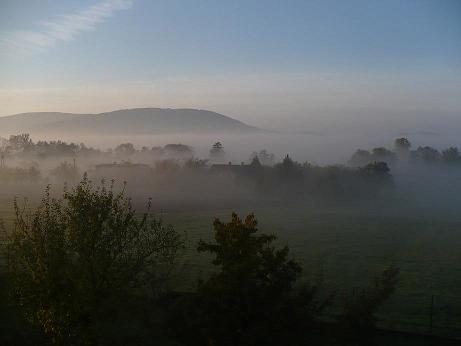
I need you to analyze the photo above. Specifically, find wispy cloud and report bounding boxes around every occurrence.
[1,0,133,55]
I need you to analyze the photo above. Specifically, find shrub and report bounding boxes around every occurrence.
[338,266,400,343]
[7,176,183,344]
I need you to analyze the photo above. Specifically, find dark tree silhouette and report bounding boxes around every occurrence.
[164,143,194,159]
[114,142,136,158]
[412,146,441,163]
[50,161,80,182]
[184,158,209,170]
[188,213,323,345]
[8,133,33,152]
[339,266,400,344]
[275,155,303,186]
[371,147,397,163]
[250,149,275,166]
[442,147,461,164]
[394,137,411,159]
[209,141,225,161]
[7,177,183,344]
[249,155,262,168]
[360,161,390,176]
[348,149,372,167]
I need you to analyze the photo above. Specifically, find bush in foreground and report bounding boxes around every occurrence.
[7,176,184,344]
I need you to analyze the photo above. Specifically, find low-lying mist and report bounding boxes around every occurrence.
[25,129,461,166]
[1,132,461,220]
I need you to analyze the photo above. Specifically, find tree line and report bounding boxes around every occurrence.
[2,134,459,203]
[0,135,394,202]
[349,137,461,167]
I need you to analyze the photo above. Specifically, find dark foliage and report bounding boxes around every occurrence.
[338,266,400,344]
[6,177,183,344]
[169,213,328,346]
[210,141,226,161]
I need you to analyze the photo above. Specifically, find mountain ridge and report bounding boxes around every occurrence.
[0,108,261,136]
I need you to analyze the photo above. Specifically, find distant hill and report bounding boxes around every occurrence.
[0,108,261,136]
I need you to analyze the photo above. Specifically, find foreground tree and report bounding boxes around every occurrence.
[7,176,183,344]
[186,213,326,346]
[338,266,400,344]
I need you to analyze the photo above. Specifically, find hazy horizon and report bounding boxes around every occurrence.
[1,0,460,136]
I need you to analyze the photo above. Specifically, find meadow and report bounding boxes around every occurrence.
[160,200,461,338]
[1,182,460,339]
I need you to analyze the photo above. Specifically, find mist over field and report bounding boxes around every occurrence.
[1,0,461,345]
[2,107,461,165]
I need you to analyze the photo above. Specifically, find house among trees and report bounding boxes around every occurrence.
[210,158,263,181]
[211,161,246,173]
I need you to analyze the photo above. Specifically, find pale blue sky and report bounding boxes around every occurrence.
[0,0,460,130]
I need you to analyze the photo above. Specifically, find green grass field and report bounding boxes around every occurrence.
[1,184,460,338]
[159,201,461,338]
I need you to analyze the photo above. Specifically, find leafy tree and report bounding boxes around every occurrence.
[35,140,79,158]
[50,161,80,183]
[151,146,165,158]
[371,147,396,163]
[209,142,225,162]
[338,266,400,343]
[348,149,371,167]
[412,146,441,163]
[155,159,180,175]
[8,133,33,153]
[359,161,390,177]
[394,138,411,158]
[0,136,8,150]
[250,150,275,166]
[183,158,209,170]
[249,155,262,168]
[0,137,9,167]
[442,147,461,164]
[0,221,47,346]
[7,176,183,344]
[258,149,275,166]
[189,213,323,345]
[78,143,101,157]
[357,162,392,198]
[164,144,194,159]
[275,155,304,193]
[114,143,136,158]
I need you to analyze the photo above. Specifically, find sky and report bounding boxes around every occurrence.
[0,0,460,132]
